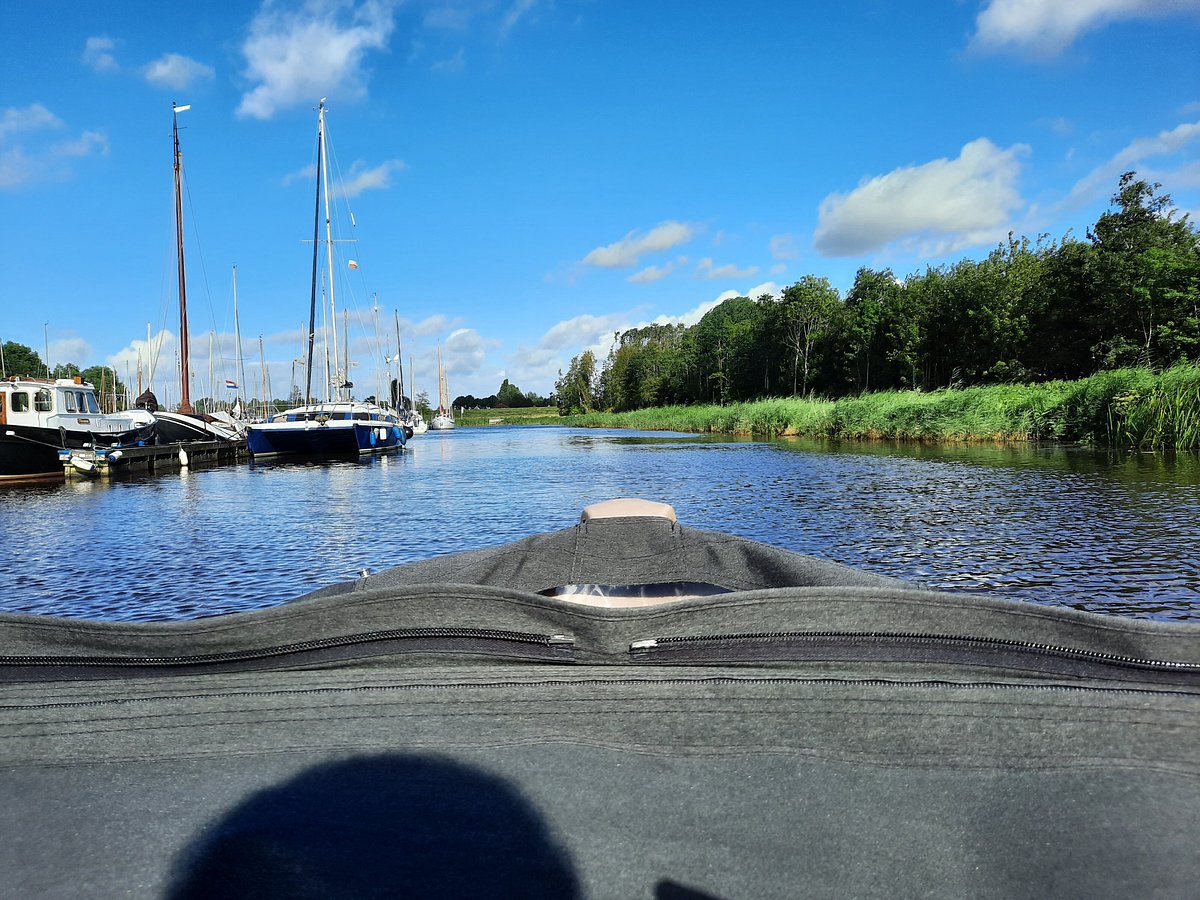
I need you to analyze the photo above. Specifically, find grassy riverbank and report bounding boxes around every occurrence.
[456,406,560,426]
[552,365,1200,449]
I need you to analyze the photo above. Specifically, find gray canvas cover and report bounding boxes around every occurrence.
[1,515,1198,898]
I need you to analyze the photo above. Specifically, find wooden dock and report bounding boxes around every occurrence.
[61,440,247,478]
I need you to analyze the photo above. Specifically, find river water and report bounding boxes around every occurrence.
[1,426,1198,622]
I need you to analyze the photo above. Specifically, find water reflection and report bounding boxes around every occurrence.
[1,426,1197,622]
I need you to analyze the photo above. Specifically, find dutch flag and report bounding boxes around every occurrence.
[225,379,238,389]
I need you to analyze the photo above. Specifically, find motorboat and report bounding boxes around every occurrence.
[0,375,155,482]
[1,498,1197,897]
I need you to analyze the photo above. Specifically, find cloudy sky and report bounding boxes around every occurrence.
[1,0,1198,403]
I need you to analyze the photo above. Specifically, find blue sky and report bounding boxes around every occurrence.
[2,1,1198,404]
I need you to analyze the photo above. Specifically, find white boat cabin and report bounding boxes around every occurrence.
[0,376,128,434]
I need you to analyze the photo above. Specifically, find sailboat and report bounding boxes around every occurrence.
[428,344,455,431]
[149,102,243,445]
[246,100,408,460]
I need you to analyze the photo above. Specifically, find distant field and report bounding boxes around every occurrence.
[456,406,560,426]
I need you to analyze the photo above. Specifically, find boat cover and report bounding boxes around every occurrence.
[2,513,1198,898]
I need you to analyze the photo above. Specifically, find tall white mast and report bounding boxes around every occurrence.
[233,265,246,413]
[318,101,341,400]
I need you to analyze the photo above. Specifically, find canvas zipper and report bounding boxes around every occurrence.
[0,628,575,681]
[628,631,1200,686]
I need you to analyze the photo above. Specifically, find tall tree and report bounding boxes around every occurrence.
[780,277,840,396]
[1088,172,1200,369]
[842,268,899,392]
[555,350,597,415]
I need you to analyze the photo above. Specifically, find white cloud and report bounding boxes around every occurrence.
[143,53,215,90]
[282,163,318,186]
[237,0,397,120]
[813,138,1028,258]
[82,36,118,72]
[48,337,92,367]
[0,103,63,139]
[424,7,472,30]
[769,233,800,260]
[500,0,539,39]
[411,314,453,338]
[697,258,760,280]
[0,148,34,189]
[0,104,106,190]
[1061,120,1200,209]
[538,313,630,352]
[504,311,629,391]
[336,159,407,197]
[972,0,1198,56]
[630,264,672,284]
[52,130,109,158]
[431,47,466,73]
[443,327,497,377]
[629,256,687,284]
[582,221,696,268]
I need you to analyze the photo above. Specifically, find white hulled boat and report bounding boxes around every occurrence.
[0,376,156,482]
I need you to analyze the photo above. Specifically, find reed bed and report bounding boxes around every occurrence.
[554,365,1200,450]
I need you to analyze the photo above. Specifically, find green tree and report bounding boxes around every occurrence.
[415,390,432,420]
[496,378,530,408]
[780,277,840,395]
[1087,172,1200,369]
[1,341,46,378]
[842,268,899,392]
[555,350,597,415]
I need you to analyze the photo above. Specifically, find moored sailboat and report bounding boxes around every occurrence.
[151,103,242,446]
[246,99,407,460]
[429,344,455,431]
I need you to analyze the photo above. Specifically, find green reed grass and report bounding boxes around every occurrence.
[550,364,1200,450]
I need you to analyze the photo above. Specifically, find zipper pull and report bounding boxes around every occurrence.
[630,639,659,651]
[548,634,575,646]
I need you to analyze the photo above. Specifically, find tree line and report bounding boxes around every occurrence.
[556,173,1200,414]
[452,378,551,410]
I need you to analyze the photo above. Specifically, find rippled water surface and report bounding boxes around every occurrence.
[2,426,1198,621]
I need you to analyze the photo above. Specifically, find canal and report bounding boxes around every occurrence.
[1,426,1198,622]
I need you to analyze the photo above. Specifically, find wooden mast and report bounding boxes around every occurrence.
[172,102,194,414]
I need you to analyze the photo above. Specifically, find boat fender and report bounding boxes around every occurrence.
[70,456,97,476]
[107,450,123,462]
[401,426,413,440]
[369,430,377,447]
[178,448,189,467]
